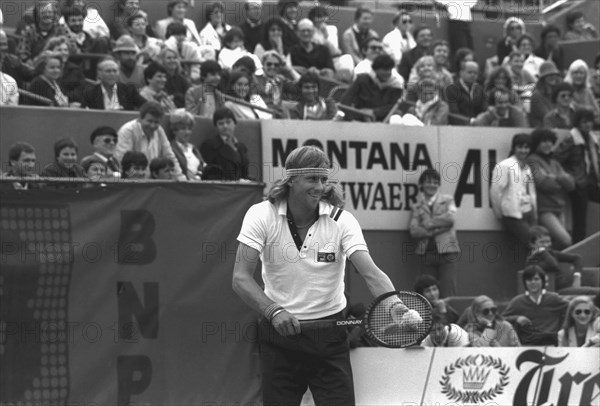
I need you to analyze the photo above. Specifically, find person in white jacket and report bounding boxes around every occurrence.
[490,133,537,249]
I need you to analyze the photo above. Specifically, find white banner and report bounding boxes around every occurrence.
[261,121,518,230]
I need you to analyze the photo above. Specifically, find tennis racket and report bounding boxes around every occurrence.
[300,291,433,348]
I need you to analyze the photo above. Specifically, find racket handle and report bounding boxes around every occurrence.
[299,318,363,329]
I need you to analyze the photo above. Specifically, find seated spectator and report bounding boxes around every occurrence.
[388,77,448,126]
[223,71,272,120]
[431,40,453,88]
[43,36,85,102]
[114,101,185,180]
[528,61,562,128]
[290,19,335,79]
[355,37,404,86]
[277,0,300,51]
[154,0,201,45]
[80,155,108,181]
[140,62,177,113]
[255,50,299,111]
[485,65,513,96]
[309,6,342,59]
[421,314,469,347]
[80,126,122,177]
[509,34,545,80]
[156,47,191,108]
[0,68,19,106]
[341,54,402,122]
[413,274,459,324]
[108,0,145,40]
[199,2,231,54]
[17,1,72,64]
[185,60,224,118]
[465,295,520,347]
[341,6,379,67]
[505,52,536,98]
[200,107,250,181]
[167,109,204,181]
[502,265,568,346]
[59,0,109,38]
[526,225,599,295]
[564,59,600,122]
[24,51,71,107]
[218,27,261,72]
[398,25,433,82]
[149,157,176,180]
[543,82,575,129]
[41,137,86,187]
[534,24,564,72]
[287,72,337,120]
[0,29,35,88]
[528,128,575,249]
[382,11,416,65]
[81,57,146,110]
[127,13,163,65]
[497,17,525,65]
[163,22,204,81]
[451,47,474,78]
[445,61,486,124]
[62,5,111,56]
[408,169,460,296]
[563,10,598,41]
[408,55,451,94]
[112,35,145,89]
[239,0,263,53]
[2,142,40,190]
[557,296,600,347]
[592,54,600,100]
[490,133,537,250]
[121,151,148,179]
[472,87,527,127]
[254,18,289,61]
[555,108,600,242]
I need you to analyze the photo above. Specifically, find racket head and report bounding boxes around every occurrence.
[363,291,433,348]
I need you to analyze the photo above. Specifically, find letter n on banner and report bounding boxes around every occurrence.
[0,204,73,403]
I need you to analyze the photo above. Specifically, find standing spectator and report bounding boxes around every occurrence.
[382,11,416,65]
[341,54,403,122]
[167,109,205,181]
[41,137,86,186]
[140,62,177,113]
[287,72,337,120]
[277,0,300,51]
[114,101,185,180]
[506,51,536,98]
[564,59,600,122]
[497,17,525,65]
[465,295,520,347]
[239,0,264,53]
[528,128,575,249]
[81,57,146,110]
[156,47,191,109]
[490,133,537,250]
[472,87,528,127]
[557,296,599,347]
[528,61,562,128]
[290,19,335,79]
[534,25,564,72]
[113,35,145,89]
[199,2,231,54]
[121,151,148,179]
[445,61,486,124]
[342,6,379,67]
[554,108,600,242]
[502,265,568,346]
[543,82,575,129]
[185,60,224,118]
[409,169,460,297]
[24,51,71,107]
[200,107,250,181]
[80,126,122,177]
[224,71,272,120]
[254,18,289,60]
[154,0,201,46]
[397,26,433,82]
[563,11,598,41]
[3,143,39,190]
[127,13,163,65]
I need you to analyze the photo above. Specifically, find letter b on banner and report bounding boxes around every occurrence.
[118,210,157,264]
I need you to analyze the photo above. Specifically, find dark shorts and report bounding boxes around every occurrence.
[259,311,355,406]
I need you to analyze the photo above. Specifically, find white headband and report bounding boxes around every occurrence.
[285,167,330,179]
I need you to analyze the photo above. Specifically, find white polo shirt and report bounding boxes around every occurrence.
[238,199,368,320]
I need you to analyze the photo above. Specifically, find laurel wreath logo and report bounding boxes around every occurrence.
[440,354,510,403]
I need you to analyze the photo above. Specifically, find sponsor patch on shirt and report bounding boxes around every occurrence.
[317,252,336,262]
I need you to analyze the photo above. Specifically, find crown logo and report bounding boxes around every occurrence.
[462,366,490,390]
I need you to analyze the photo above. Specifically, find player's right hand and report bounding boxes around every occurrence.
[271,311,301,337]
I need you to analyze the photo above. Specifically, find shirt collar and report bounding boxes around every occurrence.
[277,200,330,217]
[525,289,546,304]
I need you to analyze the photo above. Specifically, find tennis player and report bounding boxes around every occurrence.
[232,145,398,405]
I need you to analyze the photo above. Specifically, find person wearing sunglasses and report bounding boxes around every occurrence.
[81,126,122,177]
[354,37,404,85]
[465,295,520,347]
[382,11,416,66]
[255,50,299,111]
[558,296,599,347]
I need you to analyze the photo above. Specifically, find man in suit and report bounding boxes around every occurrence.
[81,57,146,110]
[397,25,433,82]
[444,61,486,125]
[80,126,122,177]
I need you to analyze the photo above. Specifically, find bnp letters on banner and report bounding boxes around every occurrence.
[261,121,515,230]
